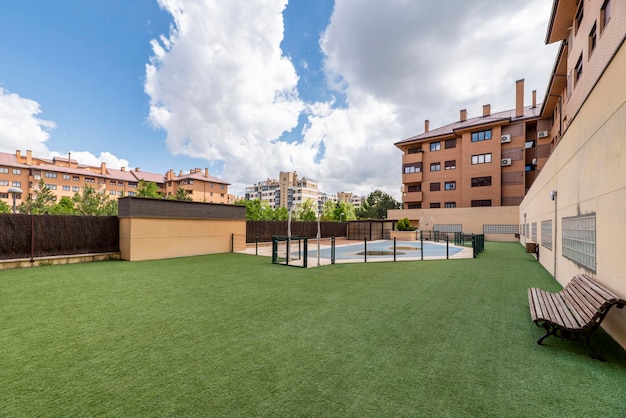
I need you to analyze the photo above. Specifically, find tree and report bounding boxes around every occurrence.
[49,196,75,214]
[137,180,162,198]
[0,200,10,214]
[356,190,401,219]
[169,187,192,201]
[19,179,57,214]
[320,200,336,221]
[333,201,356,221]
[72,185,118,215]
[297,199,317,221]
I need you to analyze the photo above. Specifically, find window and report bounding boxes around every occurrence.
[471,176,492,187]
[128,182,138,188]
[45,172,57,178]
[471,130,492,142]
[407,147,422,154]
[525,140,535,149]
[46,184,57,190]
[444,202,456,208]
[220,193,225,197]
[574,54,583,87]
[85,177,95,183]
[63,174,71,180]
[407,185,421,192]
[408,203,421,209]
[128,191,136,196]
[484,225,519,234]
[72,186,80,192]
[0,193,8,199]
[575,1,583,34]
[589,23,597,56]
[562,214,596,271]
[0,167,8,174]
[430,203,441,208]
[12,169,21,175]
[110,180,117,185]
[601,0,611,32]
[62,185,70,191]
[403,163,422,174]
[444,181,456,190]
[430,142,441,152]
[73,176,80,181]
[445,160,456,170]
[220,184,225,189]
[471,153,492,165]
[541,220,552,250]
[430,162,441,172]
[118,182,123,186]
[110,190,117,195]
[471,199,492,207]
[0,180,8,186]
[444,139,456,149]
[12,181,21,187]
[430,182,441,191]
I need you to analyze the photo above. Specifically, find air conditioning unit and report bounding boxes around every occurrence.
[537,130,548,138]
[500,134,511,143]
[501,158,512,166]
[532,158,537,165]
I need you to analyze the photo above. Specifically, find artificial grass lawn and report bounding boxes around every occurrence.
[1,243,625,417]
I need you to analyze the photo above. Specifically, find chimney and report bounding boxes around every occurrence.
[121,167,126,172]
[532,90,537,108]
[16,150,21,161]
[483,104,491,117]
[26,150,32,165]
[205,168,209,178]
[100,161,107,175]
[135,167,140,172]
[460,109,467,122]
[515,79,524,117]
[179,170,183,176]
[424,119,430,133]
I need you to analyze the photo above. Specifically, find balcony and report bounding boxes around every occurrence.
[402,172,422,184]
[402,152,423,164]
[402,191,423,203]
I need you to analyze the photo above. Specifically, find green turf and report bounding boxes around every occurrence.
[1,242,625,417]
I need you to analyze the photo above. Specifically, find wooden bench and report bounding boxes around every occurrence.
[528,274,626,360]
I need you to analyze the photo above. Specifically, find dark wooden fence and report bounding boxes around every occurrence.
[0,214,119,260]
[347,220,394,240]
[246,220,347,243]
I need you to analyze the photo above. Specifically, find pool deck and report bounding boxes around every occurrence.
[240,238,474,267]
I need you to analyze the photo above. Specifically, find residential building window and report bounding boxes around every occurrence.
[471,176,492,187]
[407,146,422,154]
[63,174,71,180]
[72,186,80,192]
[589,23,597,56]
[13,169,21,175]
[430,162,441,172]
[484,225,519,234]
[575,1,583,34]
[220,193,225,197]
[220,184,225,189]
[73,176,80,181]
[12,181,21,187]
[525,140,535,149]
[408,203,421,209]
[407,185,421,192]
[562,214,596,271]
[430,182,441,191]
[430,142,441,152]
[444,139,456,149]
[128,182,138,188]
[430,203,441,208]
[471,153,492,165]
[574,54,583,87]
[62,185,70,191]
[601,0,611,32]
[0,167,8,174]
[444,202,456,208]
[541,220,552,250]
[471,130,492,142]
[0,180,8,186]
[110,190,117,195]
[118,182,123,186]
[110,180,117,185]
[85,177,95,183]
[471,199,492,207]
[403,162,422,173]
[128,191,136,196]
[444,181,456,190]
[445,160,456,170]
[45,172,57,178]
[46,184,57,190]
[0,193,8,198]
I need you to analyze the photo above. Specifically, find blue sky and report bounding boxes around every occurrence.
[0,1,558,198]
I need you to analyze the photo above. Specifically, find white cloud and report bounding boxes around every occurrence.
[49,150,130,170]
[0,88,55,156]
[145,0,560,199]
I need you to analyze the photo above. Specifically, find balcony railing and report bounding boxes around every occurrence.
[402,172,422,184]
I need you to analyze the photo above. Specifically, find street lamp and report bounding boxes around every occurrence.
[8,187,23,214]
[340,212,345,222]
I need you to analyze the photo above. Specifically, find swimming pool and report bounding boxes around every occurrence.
[305,240,465,261]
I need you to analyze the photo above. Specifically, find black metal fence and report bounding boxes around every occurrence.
[0,214,119,260]
[246,220,347,243]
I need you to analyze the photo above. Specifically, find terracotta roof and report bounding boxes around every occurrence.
[36,164,107,178]
[395,105,541,146]
[131,170,166,183]
[0,152,29,168]
[107,168,140,181]
[174,171,229,185]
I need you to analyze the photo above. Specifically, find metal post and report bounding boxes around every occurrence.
[331,236,336,265]
[446,236,449,259]
[393,237,396,262]
[420,237,424,261]
[364,237,367,263]
[255,234,258,256]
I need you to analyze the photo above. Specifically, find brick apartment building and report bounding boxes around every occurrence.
[0,149,231,207]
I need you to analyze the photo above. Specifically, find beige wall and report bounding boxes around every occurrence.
[120,218,246,261]
[388,206,519,242]
[520,42,626,348]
